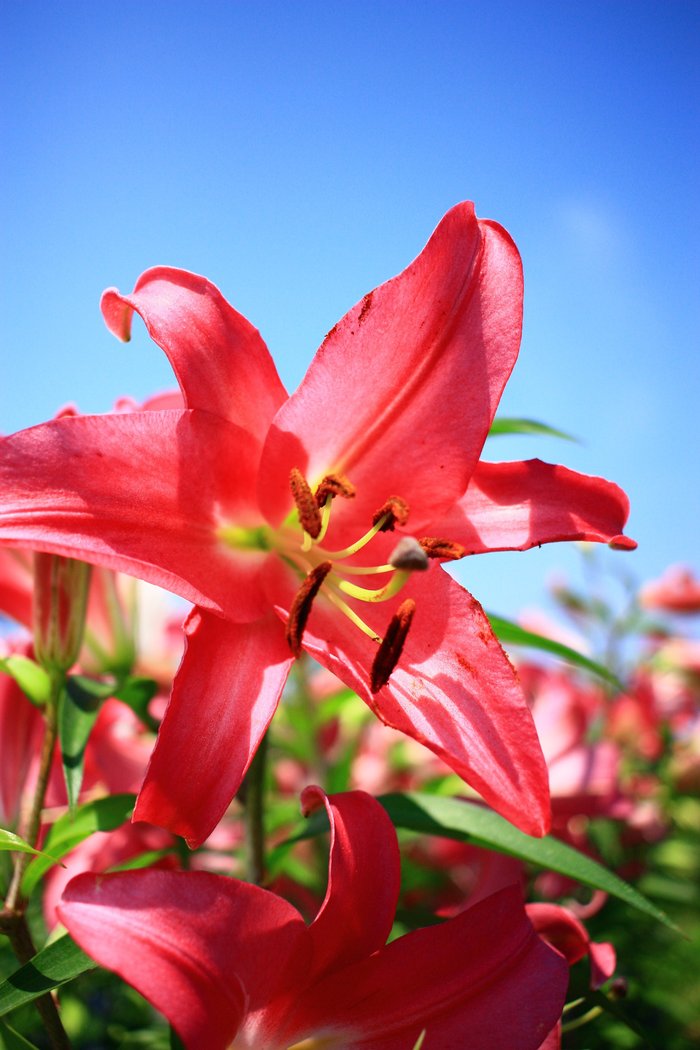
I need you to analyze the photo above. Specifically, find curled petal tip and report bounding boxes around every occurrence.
[100,288,134,343]
[609,534,637,551]
[300,784,326,818]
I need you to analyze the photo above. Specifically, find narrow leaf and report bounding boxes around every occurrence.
[487,614,621,688]
[59,676,104,810]
[379,794,679,932]
[114,676,160,732]
[0,829,54,861]
[488,417,578,442]
[21,794,135,897]
[0,1019,42,1049]
[0,935,94,1018]
[0,656,51,708]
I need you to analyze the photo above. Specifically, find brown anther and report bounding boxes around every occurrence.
[372,496,409,531]
[388,537,429,572]
[285,561,333,657]
[370,598,416,692]
[314,473,356,506]
[418,537,466,561]
[290,468,322,539]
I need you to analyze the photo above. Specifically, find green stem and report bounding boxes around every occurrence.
[242,732,269,885]
[1,670,72,1048]
[6,669,62,910]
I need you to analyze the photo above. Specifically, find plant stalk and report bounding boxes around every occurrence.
[2,669,72,1048]
[242,731,269,885]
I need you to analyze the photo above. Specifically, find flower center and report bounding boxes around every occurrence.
[220,469,465,691]
[280,469,432,691]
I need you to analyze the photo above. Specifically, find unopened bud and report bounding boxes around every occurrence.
[33,553,91,672]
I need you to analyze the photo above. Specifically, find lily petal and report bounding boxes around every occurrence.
[135,609,293,847]
[0,411,269,622]
[259,203,523,531]
[436,459,636,553]
[0,548,33,628]
[266,559,551,835]
[527,902,616,989]
[0,644,44,824]
[287,886,568,1050]
[58,869,310,1050]
[302,786,400,981]
[101,267,288,442]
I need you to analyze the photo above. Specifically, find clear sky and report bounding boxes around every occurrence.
[1,1,698,624]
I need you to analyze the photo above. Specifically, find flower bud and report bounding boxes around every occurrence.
[33,553,91,672]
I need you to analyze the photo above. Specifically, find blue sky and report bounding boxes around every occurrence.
[1,1,698,625]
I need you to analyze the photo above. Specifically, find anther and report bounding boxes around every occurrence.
[388,537,430,572]
[370,598,416,692]
[286,561,333,657]
[290,468,323,539]
[372,496,409,531]
[418,537,466,561]
[314,473,356,506]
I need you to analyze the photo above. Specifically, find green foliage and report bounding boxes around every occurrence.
[488,613,622,687]
[21,795,135,898]
[488,416,578,441]
[0,935,94,1018]
[0,832,51,861]
[0,658,50,709]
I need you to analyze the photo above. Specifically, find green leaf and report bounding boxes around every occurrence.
[0,829,56,862]
[487,613,621,688]
[488,417,578,442]
[0,934,94,1018]
[114,676,160,731]
[59,676,105,810]
[379,794,680,932]
[0,656,51,708]
[21,793,135,898]
[0,1019,42,1049]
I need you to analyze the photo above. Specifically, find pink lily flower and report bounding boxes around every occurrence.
[639,564,700,614]
[0,203,635,845]
[58,786,568,1050]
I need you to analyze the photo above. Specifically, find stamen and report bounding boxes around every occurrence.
[418,537,466,561]
[314,473,356,506]
[372,496,409,531]
[371,598,416,692]
[286,561,333,656]
[290,468,322,540]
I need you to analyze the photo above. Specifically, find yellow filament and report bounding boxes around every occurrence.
[337,562,394,576]
[315,496,334,545]
[322,515,388,560]
[324,586,382,641]
[338,570,409,603]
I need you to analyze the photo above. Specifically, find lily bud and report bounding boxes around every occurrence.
[33,553,91,672]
